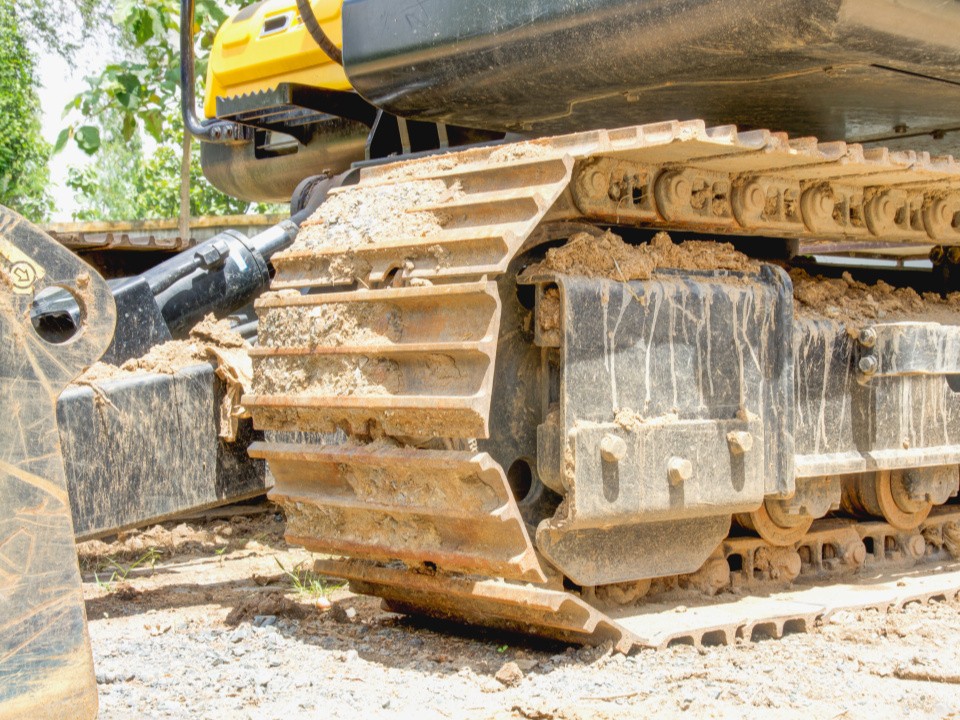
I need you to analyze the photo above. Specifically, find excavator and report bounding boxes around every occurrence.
[5,0,960,716]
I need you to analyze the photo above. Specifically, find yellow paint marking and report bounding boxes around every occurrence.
[0,237,46,295]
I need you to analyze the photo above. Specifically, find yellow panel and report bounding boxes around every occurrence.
[203,0,351,119]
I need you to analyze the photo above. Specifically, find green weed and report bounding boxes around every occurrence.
[274,558,345,598]
[93,547,162,590]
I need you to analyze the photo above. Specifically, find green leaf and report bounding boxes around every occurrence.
[53,128,71,154]
[74,125,101,155]
[142,110,164,142]
[132,10,155,45]
[121,114,137,142]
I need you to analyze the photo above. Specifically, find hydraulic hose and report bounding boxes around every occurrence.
[180,0,243,142]
[295,0,343,65]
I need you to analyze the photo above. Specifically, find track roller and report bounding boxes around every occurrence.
[842,470,933,531]
[737,500,814,547]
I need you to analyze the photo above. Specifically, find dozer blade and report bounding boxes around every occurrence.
[0,208,115,719]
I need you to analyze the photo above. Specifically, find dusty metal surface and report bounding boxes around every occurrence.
[250,443,546,583]
[0,208,115,719]
[250,120,960,648]
[59,362,268,541]
[313,510,960,651]
[45,214,286,252]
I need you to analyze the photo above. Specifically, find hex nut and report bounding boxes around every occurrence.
[843,540,867,566]
[668,456,693,486]
[600,434,627,463]
[726,431,753,455]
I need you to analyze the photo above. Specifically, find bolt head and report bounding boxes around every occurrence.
[844,541,867,566]
[600,434,627,463]
[858,327,877,348]
[669,175,691,200]
[668,456,693,486]
[858,355,878,375]
[726,430,753,455]
[907,535,926,558]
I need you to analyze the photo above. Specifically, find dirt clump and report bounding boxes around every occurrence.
[494,661,524,687]
[293,179,463,253]
[791,268,960,325]
[189,313,246,348]
[527,230,757,281]
[256,302,403,348]
[75,314,249,383]
[225,591,309,626]
[252,355,401,397]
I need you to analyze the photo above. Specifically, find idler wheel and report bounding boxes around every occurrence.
[737,500,813,547]
[841,470,932,530]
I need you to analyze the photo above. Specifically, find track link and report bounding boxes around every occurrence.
[246,120,960,649]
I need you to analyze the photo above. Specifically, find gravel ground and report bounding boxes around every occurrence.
[80,507,960,720]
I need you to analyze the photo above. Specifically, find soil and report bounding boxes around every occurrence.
[526,231,757,283]
[529,230,960,330]
[256,303,403,349]
[294,180,463,253]
[791,268,960,325]
[75,315,248,383]
[251,355,402,398]
[81,504,960,720]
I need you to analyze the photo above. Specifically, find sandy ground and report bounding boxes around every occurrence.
[79,505,960,720]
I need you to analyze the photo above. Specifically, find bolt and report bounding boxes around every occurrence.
[668,175,691,202]
[810,188,834,218]
[741,181,766,214]
[843,540,867,566]
[858,327,877,348]
[930,245,945,265]
[781,552,802,581]
[668,456,693,486]
[858,355,878,375]
[726,430,754,455]
[948,246,960,265]
[906,535,926,559]
[878,195,896,223]
[587,169,607,196]
[600,434,627,463]
[932,198,953,226]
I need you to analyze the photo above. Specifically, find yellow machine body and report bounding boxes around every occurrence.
[203,0,349,119]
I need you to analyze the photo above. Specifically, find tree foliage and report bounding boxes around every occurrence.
[15,0,113,61]
[66,123,259,221]
[60,0,226,154]
[0,0,53,220]
[61,0,264,220]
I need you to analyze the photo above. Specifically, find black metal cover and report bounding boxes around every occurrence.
[57,363,268,540]
[342,0,960,155]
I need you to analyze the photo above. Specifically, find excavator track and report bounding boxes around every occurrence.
[246,120,960,650]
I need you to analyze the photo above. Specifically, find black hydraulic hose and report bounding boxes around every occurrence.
[180,0,243,142]
[296,0,343,65]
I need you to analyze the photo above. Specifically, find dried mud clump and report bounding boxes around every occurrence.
[529,230,756,281]
[74,314,249,383]
[225,591,308,626]
[791,269,960,325]
[292,179,463,252]
[256,303,403,349]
